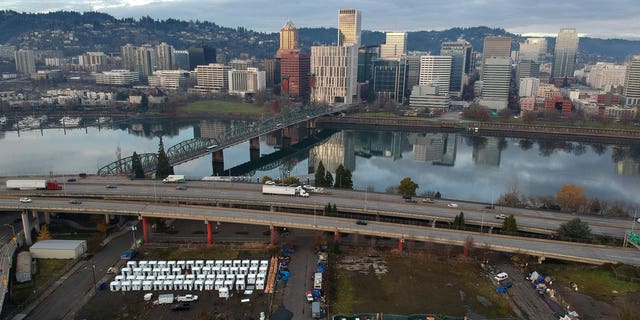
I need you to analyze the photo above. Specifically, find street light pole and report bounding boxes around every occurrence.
[131,226,137,248]
[91,264,97,291]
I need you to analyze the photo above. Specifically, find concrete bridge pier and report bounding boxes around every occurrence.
[104,214,111,224]
[398,238,405,252]
[32,211,40,233]
[43,212,51,225]
[142,217,150,243]
[206,221,213,245]
[212,150,225,176]
[281,128,292,148]
[431,220,436,228]
[333,230,340,243]
[249,137,260,162]
[538,256,546,264]
[488,226,494,234]
[21,211,32,245]
[270,225,276,247]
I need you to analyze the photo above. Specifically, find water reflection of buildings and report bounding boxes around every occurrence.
[472,136,502,166]
[616,158,640,176]
[309,130,355,173]
[354,131,403,160]
[408,133,457,165]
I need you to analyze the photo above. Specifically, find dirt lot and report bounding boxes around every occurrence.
[329,246,514,319]
[75,245,276,320]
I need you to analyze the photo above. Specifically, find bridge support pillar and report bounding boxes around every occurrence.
[206,221,213,245]
[105,214,110,224]
[270,206,276,212]
[281,127,292,148]
[333,231,340,243]
[142,217,150,243]
[538,256,546,264]
[249,137,260,162]
[270,225,276,247]
[398,239,405,252]
[21,211,32,246]
[431,220,436,228]
[43,212,51,225]
[32,212,40,233]
[212,150,225,176]
[488,226,494,234]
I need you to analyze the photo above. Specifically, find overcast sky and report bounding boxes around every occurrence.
[3,0,640,39]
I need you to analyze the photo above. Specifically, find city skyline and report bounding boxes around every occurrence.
[3,0,639,40]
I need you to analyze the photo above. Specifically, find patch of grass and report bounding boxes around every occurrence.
[536,263,640,303]
[179,100,265,116]
[331,254,513,318]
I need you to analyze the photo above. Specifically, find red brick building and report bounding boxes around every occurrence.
[279,51,310,101]
[544,96,573,115]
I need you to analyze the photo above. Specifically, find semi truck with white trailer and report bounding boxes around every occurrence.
[162,175,185,183]
[6,180,62,190]
[262,185,309,197]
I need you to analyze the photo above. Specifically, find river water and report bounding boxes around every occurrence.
[1,118,639,206]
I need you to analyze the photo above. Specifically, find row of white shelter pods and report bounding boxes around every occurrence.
[109,259,269,296]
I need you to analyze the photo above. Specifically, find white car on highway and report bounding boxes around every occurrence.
[447,203,458,208]
[176,294,198,302]
[19,197,32,203]
[494,272,509,282]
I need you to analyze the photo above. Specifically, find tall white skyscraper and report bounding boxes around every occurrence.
[380,32,407,60]
[338,8,361,46]
[586,62,626,90]
[519,38,547,63]
[310,45,358,104]
[120,44,137,71]
[519,77,540,97]
[440,40,473,96]
[479,56,511,110]
[418,55,452,96]
[155,42,174,71]
[552,28,579,79]
[624,55,640,106]
[15,49,36,75]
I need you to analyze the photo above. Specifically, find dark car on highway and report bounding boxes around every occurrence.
[356,220,368,225]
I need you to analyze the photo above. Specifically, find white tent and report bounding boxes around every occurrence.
[256,279,265,290]
[173,279,183,290]
[242,260,250,267]
[247,274,256,285]
[109,281,121,292]
[142,280,153,291]
[195,279,204,291]
[121,280,131,291]
[215,279,224,290]
[132,280,142,291]
[205,279,214,290]
[235,278,246,291]
[153,280,163,290]
[184,279,194,290]
[219,287,229,299]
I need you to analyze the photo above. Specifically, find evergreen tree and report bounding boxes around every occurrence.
[155,136,172,179]
[344,169,353,189]
[140,93,149,112]
[315,161,326,187]
[325,171,334,188]
[502,214,518,235]
[332,203,337,213]
[334,164,346,188]
[131,151,145,179]
[453,212,465,230]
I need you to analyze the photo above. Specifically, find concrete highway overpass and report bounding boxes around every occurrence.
[1,197,639,266]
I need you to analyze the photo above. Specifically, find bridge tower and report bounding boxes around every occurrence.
[249,137,260,162]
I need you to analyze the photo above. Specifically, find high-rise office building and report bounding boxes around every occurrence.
[194,63,232,92]
[264,58,280,88]
[277,20,298,57]
[519,77,540,97]
[624,56,640,106]
[120,44,136,71]
[228,67,266,97]
[519,38,547,63]
[552,28,579,80]
[155,42,174,71]
[380,32,407,60]
[418,55,452,96]
[587,62,626,90]
[440,40,473,96]
[405,53,425,90]
[188,46,216,70]
[15,49,36,75]
[135,46,154,77]
[516,60,540,82]
[479,56,511,110]
[482,36,511,68]
[338,8,361,46]
[172,50,190,70]
[371,58,407,103]
[280,51,310,100]
[310,45,358,104]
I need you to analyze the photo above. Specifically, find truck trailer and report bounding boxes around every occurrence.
[162,175,185,183]
[6,180,62,190]
[262,185,309,197]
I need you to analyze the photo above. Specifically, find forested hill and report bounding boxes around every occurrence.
[1,10,638,62]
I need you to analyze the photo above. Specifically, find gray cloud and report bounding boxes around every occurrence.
[3,0,640,38]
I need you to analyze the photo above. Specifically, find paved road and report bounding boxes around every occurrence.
[0,177,632,238]
[22,225,136,320]
[281,232,316,319]
[1,198,639,266]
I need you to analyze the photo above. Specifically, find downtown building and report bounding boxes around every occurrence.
[277,20,310,101]
[552,28,579,83]
[370,58,407,103]
[228,67,266,97]
[418,55,452,96]
[481,36,511,74]
[155,42,174,71]
[338,8,362,46]
[380,32,407,60]
[519,38,547,63]
[148,70,191,90]
[15,49,36,75]
[586,62,626,91]
[479,57,511,110]
[95,70,139,86]
[440,40,473,97]
[192,63,232,93]
[624,55,640,106]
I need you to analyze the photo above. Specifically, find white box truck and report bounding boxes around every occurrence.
[6,180,62,190]
[313,272,322,289]
[162,175,185,183]
[158,293,174,304]
[262,185,309,197]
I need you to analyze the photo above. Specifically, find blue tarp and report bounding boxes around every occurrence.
[496,286,507,294]
[317,265,325,273]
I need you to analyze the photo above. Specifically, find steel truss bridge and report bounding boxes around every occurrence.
[97,104,340,175]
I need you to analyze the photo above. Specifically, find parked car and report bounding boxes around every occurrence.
[19,197,32,203]
[176,294,198,302]
[356,220,368,226]
[495,214,507,220]
[69,200,82,204]
[494,272,509,282]
[447,203,459,208]
[176,185,187,190]
[305,290,314,302]
[422,198,435,203]
[171,303,190,311]
[105,185,117,189]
